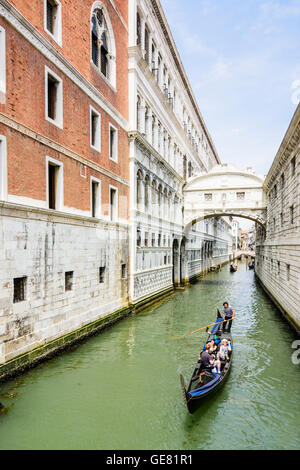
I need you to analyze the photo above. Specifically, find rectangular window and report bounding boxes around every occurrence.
[13,276,27,303]
[44,0,62,45]
[90,106,101,152]
[144,232,148,247]
[158,233,161,247]
[45,67,63,128]
[280,212,283,227]
[99,266,105,284]
[0,26,6,98]
[237,192,245,200]
[109,186,118,221]
[47,157,63,210]
[109,124,118,162]
[287,264,290,282]
[277,261,280,276]
[137,228,141,247]
[121,264,127,279]
[205,193,212,201]
[48,163,57,209]
[65,271,73,291]
[290,205,294,224]
[91,178,100,218]
[152,233,155,247]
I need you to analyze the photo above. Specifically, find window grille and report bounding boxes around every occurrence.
[99,267,105,284]
[13,277,27,303]
[65,271,73,291]
[121,264,126,279]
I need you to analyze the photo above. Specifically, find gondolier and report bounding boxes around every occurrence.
[222,302,235,332]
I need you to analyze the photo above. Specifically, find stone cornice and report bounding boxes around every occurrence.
[0,111,130,187]
[0,0,128,131]
[151,0,221,166]
[0,201,129,229]
[264,104,300,192]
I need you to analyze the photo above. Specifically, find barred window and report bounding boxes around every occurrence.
[121,264,127,279]
[13,277,27,303]
[65,271,73,291]
[99,267,105,284]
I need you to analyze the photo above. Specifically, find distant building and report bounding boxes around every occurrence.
[240,230,249,251]
[232,219,240,250]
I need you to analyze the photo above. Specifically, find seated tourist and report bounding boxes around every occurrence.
[202,343,221,375]
[217,338,232,362]
[208,338,218,356]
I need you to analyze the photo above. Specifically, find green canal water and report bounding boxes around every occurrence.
[0,260,300,450]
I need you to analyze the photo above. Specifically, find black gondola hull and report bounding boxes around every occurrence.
[180,311,233,414]
[185,362,232,413]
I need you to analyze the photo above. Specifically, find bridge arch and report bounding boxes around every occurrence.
[183,164,267,231]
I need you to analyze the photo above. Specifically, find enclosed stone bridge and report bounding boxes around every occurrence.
[183,164,267,230]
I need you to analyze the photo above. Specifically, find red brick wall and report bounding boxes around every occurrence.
[0,1,129,218]
[0,123,129,219]
[7,0,128,119]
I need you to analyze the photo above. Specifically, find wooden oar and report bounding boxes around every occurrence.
[171,317,234,340]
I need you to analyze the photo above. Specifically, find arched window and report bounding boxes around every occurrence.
[91,3,116,87]
[152,115,155,144]
[136,169,144,209]
[145,175,150,212]
[158,184,163,218]
[151,179,156,203]
[164,188,168,218]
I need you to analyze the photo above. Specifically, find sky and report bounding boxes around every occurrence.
[160,0,300,179]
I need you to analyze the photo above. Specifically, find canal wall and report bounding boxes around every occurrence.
[0,216,231,382]
[255,104,300,334]
[0,203,130,380]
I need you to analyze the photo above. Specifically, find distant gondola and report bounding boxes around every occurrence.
[248,263,255,270]
[180,310,233,414]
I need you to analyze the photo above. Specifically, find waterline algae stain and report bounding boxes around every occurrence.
[0,260,299,450]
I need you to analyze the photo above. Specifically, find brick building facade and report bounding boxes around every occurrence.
[0,0,130,369]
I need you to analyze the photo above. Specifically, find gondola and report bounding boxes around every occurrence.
[180,310,233,414]
[248,263,255,270]
[230,264,237,272]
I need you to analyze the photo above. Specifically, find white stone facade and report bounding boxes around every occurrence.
[184,164,267,228]
[128,0,233,300]
[0,203,129,365]
[256,104,300,331]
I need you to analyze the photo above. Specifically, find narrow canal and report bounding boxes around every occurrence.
[0,260,299,450]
